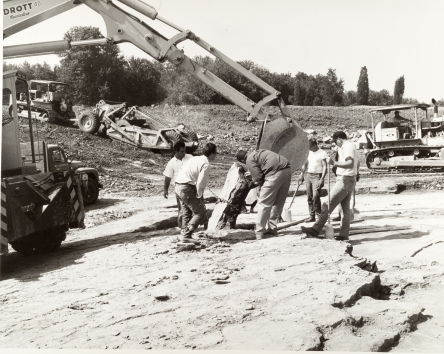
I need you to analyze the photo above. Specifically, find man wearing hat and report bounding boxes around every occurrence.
[236,149,291,240]
[299,137,328,222]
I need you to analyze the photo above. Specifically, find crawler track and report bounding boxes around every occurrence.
[366,145,444,174]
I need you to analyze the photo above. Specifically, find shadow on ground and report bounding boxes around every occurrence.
[0,222,183,282]
[84,198,123,211]
[349,230,430,246]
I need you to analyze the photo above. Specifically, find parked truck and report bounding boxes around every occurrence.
[1,70,87,256]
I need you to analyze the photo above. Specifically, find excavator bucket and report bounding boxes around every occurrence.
[259,117,309,173]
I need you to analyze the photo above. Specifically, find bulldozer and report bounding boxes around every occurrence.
[77,100,199,154]
[9,80,77,123]
[365,103,444,173]
[2,70,86,256]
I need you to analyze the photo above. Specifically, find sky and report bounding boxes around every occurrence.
[2,0,444,102]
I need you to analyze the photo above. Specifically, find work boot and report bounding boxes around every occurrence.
[305,216,316,222]
[334,235,349,241]
[255,232,265,240]
[181,225,195,238]
[332,215,341,222]
[301,226,321,238]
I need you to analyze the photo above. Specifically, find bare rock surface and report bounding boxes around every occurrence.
[1,189,444,351]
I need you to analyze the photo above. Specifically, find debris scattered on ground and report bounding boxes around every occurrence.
[153,294,170,301]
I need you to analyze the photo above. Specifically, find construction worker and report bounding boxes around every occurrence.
[301,131,358,241]
[163,141,193,227]
[299,137,328,222]
[392,110,410,126]
[236,149,291,240]
[175,143,217,243]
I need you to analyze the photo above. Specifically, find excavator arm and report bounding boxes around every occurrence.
[3,0,287,122]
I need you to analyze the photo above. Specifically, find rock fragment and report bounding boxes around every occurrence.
[154,294,170,301]
[176,243,196,252]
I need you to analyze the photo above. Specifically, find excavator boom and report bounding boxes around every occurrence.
[3,0,308,169]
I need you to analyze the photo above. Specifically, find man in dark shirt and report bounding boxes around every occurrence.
[236,149,291,240]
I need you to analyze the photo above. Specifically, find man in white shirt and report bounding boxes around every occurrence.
[163,141,193,227]
[299,137,328,222]
[301,131,358,241]
[175,143,217,242]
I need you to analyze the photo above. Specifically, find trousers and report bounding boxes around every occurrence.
[305,172,323,218]
[175,184,207,231]
[176,195,182,227]
[313,175,356,237]
[256,168,291,235]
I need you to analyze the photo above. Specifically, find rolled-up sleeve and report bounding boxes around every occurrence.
[196,162,210,198]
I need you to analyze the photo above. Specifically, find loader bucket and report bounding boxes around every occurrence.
[259,117,309,172]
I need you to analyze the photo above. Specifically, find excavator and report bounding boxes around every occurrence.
[3,0,309,173]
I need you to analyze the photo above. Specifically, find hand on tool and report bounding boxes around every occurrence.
[298,173,304,183]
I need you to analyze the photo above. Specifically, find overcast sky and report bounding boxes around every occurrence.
[3,0,443,102]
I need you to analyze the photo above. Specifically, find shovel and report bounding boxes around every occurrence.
[324,165,334,239]
[351,187,362,221]
[283,180,302,222]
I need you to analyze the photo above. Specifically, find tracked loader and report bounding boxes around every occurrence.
[9,80,76,123]
[366,103,444,173]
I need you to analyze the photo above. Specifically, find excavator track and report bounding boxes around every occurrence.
[366,145,444,174]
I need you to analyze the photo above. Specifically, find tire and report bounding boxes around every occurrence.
[181,127,199,154]
[182,127,199,142]
[163,131,182,149]
[82,178,99,206]
[10,227,67,256]
[78,111,101,134]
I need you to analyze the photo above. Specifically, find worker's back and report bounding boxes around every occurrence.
[246,149,290,177]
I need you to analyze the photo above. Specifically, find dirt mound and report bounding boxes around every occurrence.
[17,104,443,195]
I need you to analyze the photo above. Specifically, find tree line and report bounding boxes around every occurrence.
[3,26,426,107]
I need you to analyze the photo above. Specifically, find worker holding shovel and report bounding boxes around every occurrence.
[301,131,358,241]
[299,137,328,222]
[331,143,361,222]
